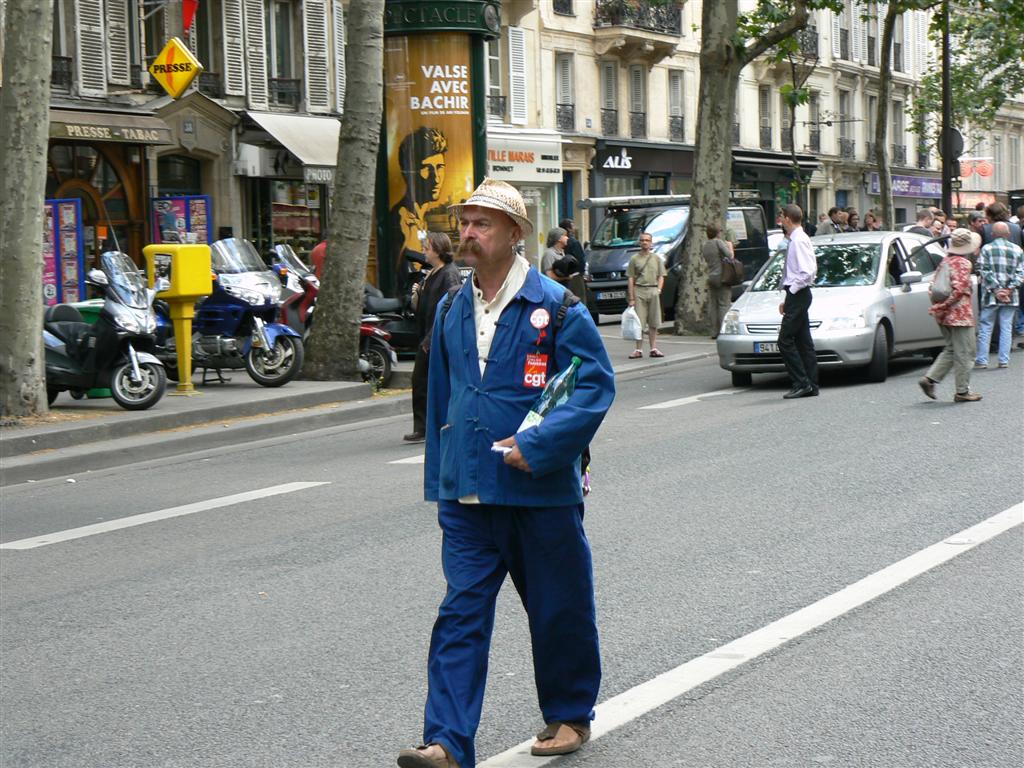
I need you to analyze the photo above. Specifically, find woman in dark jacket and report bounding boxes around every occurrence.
[405,231,462,442]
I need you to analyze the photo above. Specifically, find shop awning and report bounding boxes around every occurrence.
[246,111,340,168]
[49,108,173,144]
[733,148,819,171]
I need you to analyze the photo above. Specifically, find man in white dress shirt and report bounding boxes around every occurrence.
[778,204,819,399]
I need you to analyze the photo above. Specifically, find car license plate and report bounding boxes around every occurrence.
[754,342,779,353]
[597,290,626,300]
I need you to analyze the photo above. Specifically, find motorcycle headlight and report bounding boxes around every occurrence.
[109,303,142,333]
[822,315,866,331]
[224,284,265,305]
[722,309,741,336]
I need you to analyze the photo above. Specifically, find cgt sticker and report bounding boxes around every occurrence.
[523,353,548,388]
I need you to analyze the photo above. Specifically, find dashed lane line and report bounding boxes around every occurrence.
[638,387,746,409]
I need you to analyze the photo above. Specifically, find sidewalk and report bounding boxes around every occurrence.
[1,324,714,485]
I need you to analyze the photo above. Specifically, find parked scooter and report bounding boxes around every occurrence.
[271,243,319,338]
[362,253,430,353]
[154,237,304,387]
[44,250,167,410]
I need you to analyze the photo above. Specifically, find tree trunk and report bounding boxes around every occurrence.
[0,0,53,418]
[303,0,385,380]
[675,0,740,335]
[875,5,898,230]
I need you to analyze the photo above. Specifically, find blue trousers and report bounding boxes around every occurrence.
[423,500,600,768]
[975,304,1017,366]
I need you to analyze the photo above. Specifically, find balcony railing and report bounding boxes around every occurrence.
[839,28,850,60]
[917,148,930,169]
[594,0,682,36]
[669,114,684,142]
[270,77,302,108]
[556,103,575,132]
[51,56,73,90]
[630,111,646,139]
[809,129,821,152]
[781,130,792,151]
[487,94,506,120]
[732,122,740,145]
[868,36,877,66]
[759,125,772,150]
[799,26,818,57]
[893,43,903,72]
[601,108,618,137]
[554,0,574,15]
[892,143,907,165]
[839,137,856,159]
[198,72,224,99]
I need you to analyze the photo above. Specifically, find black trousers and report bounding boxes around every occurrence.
[411,344,429,434]
[778,287,818,390]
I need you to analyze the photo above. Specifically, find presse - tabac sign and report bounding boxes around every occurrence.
[148,37,203,99]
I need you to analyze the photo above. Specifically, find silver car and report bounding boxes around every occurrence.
[717,231,956,386]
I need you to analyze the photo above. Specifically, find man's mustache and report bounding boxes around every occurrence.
[457,239,485,260]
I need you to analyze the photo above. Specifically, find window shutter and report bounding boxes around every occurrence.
[601,61,617,110]
[852,1,865,62]
[508,26,527,125]
[780,93,790,131]
[831,10,841,59]
[903,11,913,76]
[629,65,644,113]
[105,0,131,85]
[556,54,572,105]
[223,0,246,96]
[76,0,108,95]
[333,0,346,112]
[303,0,330,112]
[668,70,683,117]
[758,86,770,127]
[243,0,268,109]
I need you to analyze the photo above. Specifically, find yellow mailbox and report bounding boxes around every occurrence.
[143,244,213,394]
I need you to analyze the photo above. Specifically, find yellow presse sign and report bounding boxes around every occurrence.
[148,37,203,99]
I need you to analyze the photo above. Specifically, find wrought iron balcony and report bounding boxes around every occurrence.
[270,77,301,108]
[782,130,792,151]
[554,0,574,15]
[601,108,619,137]
[556,103,575,132]
[594,0,681,36]
[868,36,877,66]
[839,137,856,159]
[759,125,772,150]
[893,43,903,72]
[51,56,73,90]
[488,94,507,120]
[799,26,818,57]
[809,129,821,152]
[892,143,907,165]
[839,28,850,60]
[198,72,224,99]
[917,148,930,169]
[732,122,740,145]
[669,115,684,142]
[630,111,646,139]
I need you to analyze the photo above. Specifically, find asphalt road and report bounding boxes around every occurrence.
[2,353,1022,768]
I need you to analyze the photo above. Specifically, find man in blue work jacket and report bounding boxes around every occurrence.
[397,179,615,768]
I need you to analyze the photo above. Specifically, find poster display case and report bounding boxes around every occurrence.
[150,195,212,244]
[43,198,86,305]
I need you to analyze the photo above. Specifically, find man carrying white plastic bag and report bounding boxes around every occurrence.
[620,305,642,342]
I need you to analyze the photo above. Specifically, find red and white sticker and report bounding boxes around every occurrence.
[523,353,548,388]
[530,308,550,329]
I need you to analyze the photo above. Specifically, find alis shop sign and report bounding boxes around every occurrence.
[602,148,632,170]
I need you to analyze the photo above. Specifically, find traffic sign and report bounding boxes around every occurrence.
[148,37,202,100]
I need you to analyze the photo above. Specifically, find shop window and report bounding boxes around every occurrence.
[158,155,202,196]
[604,176,643,198]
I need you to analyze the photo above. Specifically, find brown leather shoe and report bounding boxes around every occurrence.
[954,391,982,402]
[530,721,591,756]
[918,377,936,400]
[397,743,459,768]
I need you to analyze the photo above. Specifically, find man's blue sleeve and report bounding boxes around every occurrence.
[424,301,452,501]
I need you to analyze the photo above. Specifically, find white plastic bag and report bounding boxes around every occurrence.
[620,306,643,341]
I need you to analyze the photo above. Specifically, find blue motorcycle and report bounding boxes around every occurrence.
[154,238,304,387]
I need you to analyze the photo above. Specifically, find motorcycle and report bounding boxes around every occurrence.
[154,237,304,387]
[361,252,432,353]
[44,250,167,410]
[271,243,318,338]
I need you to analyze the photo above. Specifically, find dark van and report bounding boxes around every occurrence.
[579,195,770,319]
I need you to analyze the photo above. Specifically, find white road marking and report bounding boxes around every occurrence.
[390,454,425,465]
[0,482,329,550]
[638,387,745,410]
[479,502,1023,767]
[600,334,713,345]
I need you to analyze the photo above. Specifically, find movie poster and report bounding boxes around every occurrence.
[384,32,475,289]
[42,205,59,306]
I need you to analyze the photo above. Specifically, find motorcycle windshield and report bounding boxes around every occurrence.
[101,251,149,309]
[212,238,269,274]
[273,244,313,275]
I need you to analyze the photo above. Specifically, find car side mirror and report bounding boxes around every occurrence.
[900,270,922,292]
[86,268,108,287]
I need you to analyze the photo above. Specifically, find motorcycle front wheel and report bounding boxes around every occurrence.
[245,335,304,387]
[110,361,167,410]
[360,338,393,388]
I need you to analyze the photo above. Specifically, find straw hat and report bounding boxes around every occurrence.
[946,228,981,255]
[449,177,533,236]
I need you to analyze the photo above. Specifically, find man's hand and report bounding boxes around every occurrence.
[779,302,785,315]
[995,287,1012,303]
[495,436,532,472]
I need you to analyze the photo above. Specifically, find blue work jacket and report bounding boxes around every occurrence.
[424,267,615,507]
